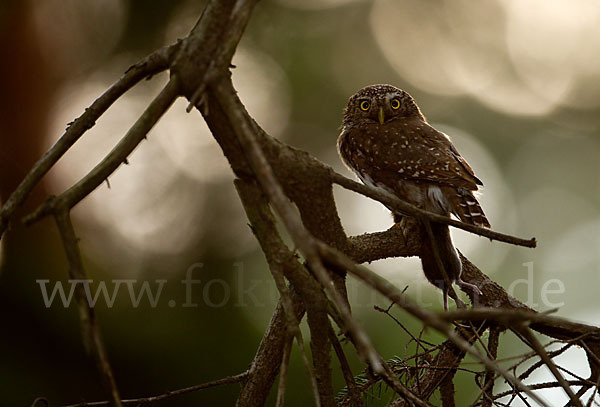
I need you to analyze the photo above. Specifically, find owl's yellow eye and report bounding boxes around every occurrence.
[359,100,370,111]
[390,98,401,110]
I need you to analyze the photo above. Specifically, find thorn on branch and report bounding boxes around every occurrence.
[0,42,177,237]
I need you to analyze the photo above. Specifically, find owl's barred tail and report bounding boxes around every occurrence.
[420,221,461,310]
[449,188,490,228]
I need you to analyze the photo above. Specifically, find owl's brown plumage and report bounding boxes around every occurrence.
[338,84,489,309]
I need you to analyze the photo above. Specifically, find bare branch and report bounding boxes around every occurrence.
[61,371,249,407]
[517,327,583,407]
[481,326,500,407]
[331,171,536,248]
[0,43,177,237]
[329,325,364,407]
[491,380,590,401]
[316,241,550,407]
[24,78,180,225]
[53,208,122,407]
[276,333,293,407]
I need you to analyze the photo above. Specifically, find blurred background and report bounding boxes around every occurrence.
[1,0,599,405]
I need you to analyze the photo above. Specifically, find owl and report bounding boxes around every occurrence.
[337,84,489,310]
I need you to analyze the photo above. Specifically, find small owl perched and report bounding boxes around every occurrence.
[337,84,489,310]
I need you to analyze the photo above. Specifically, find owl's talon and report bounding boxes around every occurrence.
[395,223,410,246]
[457,279,483,296]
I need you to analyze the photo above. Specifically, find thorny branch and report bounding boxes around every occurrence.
[0,43,177,237]
[2,0,599,406]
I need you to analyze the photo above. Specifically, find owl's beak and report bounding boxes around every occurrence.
[378,106,385,125]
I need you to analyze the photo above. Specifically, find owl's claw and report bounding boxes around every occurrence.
[457,278,483,296]
[390,221,409,245]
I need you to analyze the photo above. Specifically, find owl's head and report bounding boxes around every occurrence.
[343,84,423,126]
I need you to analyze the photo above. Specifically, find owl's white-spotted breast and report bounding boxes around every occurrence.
[337,84,490,309]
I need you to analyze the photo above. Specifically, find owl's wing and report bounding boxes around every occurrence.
[427,126,483,187]
[344,119,482,191]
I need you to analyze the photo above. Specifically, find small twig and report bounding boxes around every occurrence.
[440,308,600,337]
[517,327,583,407]
[566,386,594,407]
[519,343,573,381]
[276,332,293,407]
[331,171,536,248]
[316,241,550,407]
[54,208,122,407]
[61,371,249,407]
[374,305,436,348]
[329,325,364,407]
[585,374,600,407]
[491,380,589,401]
[271,262,321,407]
[0,43,178,237]
[580,341,600,370]
[481,325,500,407]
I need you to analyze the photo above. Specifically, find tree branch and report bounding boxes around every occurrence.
[24,78,180,225]
[331,171,536,248]
[0,43,177,237]
[54,208,122,407]
[61,371,249,407]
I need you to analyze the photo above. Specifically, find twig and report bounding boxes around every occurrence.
[61,371,249,407]
[291,309,324,407]
[329,325,364,407]
[518,343,574,381]
[439,308,600,337]
[24,78,181,225]
[481,325,500,407]
[517,327,583,407]
[276,333,293,407]
[331,171,536,248]
[374,304,436,348]
[491,380,589,401]
[0,43,177,237]
[261,215,321,407]
[585,374,600,407]
[316,241,550,407]
[54,208,122,407]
